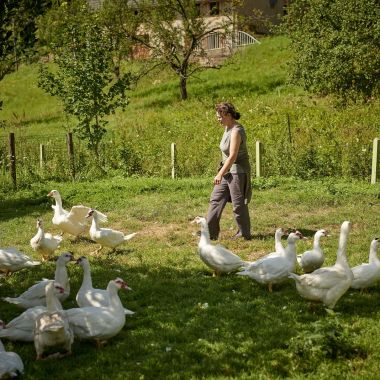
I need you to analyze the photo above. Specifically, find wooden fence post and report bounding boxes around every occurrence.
[9,132,16,188]
[371,137,380,184]
[66,132,75,179]
[171,143,177,179]
[256,140,263,178]
[39,144,45,169]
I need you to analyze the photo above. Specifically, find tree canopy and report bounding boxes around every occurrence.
[285,0,380,103]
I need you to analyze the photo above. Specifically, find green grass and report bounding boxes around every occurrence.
[1,35,379,185]
[1,176,380,379]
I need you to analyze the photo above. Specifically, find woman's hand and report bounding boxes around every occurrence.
[213,173,222,185]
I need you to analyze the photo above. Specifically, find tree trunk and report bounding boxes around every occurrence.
[180,76,187,100]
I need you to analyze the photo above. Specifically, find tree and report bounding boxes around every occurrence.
[284,0,380,103]
[0,0,52,86]
[129,0,236,100]
[38,0,131,157]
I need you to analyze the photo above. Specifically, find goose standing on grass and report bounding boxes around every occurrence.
[65,278,130,345]
[75,256,134,315]
[297,229,329,273]
[86,209,137,253]
[34,281,74,360]
[0,324,24,378]
[3,252,74,308]
[192,216,247,276]
[48,189,91,238]
[237,231,303,292]
[289,221,353,310]
[30,218,63,261]
[0,245,40,276]
[0,283,64,342]
[351,238,380,291]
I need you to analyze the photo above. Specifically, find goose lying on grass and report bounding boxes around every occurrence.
[48,189,91,238]
[351,238,380,291]
[289,221,353,310]
[66,278,130,346]
[86,209,137,253]
[0,245,40,276]
[237,231,303,292]
[0,283,64,342]
[192,216,247,276]
[76,256,134,315]
[30,218,63,261]
[3,252,74,308]
[297,229,329,273]
[0,326,24,378]
[34,281,74,360]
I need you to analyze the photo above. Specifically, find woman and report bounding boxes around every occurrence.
[206,102,252,240]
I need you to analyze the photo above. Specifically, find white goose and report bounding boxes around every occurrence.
[0,245,40,276]
[192,216,247,276]
[237,231,303,292]
[0,326,24,378]
[289,221,353,310]
[30,218,63,261]
[48,189,91,237]
[75,256,134,315]
[0,283,64,342]
[297,229,328,273]
[3,252,74,308]
[34,281,74,360]
[65,278,130,345]
[86,209,137,253]
[351,238,380,291]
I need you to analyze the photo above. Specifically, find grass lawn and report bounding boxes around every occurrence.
[1,176,380,379]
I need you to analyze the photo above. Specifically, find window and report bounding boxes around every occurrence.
[209,1,219,16]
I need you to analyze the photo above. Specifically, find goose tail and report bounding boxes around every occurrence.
[124,232,137,241]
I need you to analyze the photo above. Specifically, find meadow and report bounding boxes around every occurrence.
[1,176,380,379]
[0,36,379,188]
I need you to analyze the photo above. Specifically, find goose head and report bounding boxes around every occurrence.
[86,209,95,219]
[275,228,286,239]
[46,280,65,295]
[113,278,132,291]
[86,209,108,223]
[47,189,60,199]
[316,229,329,239]
[371,238,380,250]
[191,216,207,226]
[36,218,43,229]
[287,230,304,243]
[75,256,89,267]
[57,252,75,264]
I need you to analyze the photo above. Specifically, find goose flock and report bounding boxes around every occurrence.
[0,190,379,378]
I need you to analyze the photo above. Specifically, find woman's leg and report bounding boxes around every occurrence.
[206,177,230,240]
[228,173,251,239]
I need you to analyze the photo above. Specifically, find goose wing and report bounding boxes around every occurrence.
[67,205,91,224]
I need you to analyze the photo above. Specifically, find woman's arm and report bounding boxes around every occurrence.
[213,129,241,185]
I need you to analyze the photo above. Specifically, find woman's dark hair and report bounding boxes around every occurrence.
[215,102,241,120]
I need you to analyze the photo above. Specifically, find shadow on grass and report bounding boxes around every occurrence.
[0,261,373,380]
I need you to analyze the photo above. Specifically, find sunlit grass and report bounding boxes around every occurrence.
[1,177,380,379]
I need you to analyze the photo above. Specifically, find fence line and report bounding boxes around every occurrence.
[1,133,379,187]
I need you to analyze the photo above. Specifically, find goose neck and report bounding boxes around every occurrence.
[313,236,321,250]
[55,264,68,289]
[199,223,211,246]
[369,244,380,265]
[106,285,123,311]
[336,231,349,266]
[46,284,62,311]
[54,195,64,213]
[81,263,93,288]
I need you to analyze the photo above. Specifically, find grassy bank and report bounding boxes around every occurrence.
[1,176,380,379]
[0,36,379,188]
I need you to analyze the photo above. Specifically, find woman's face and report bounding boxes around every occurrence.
[216,111,229,125]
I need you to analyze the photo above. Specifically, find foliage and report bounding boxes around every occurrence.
[0,0,52,82]
[37,0,132,156]
[0,36,380,186]
[129,0,237,100]
[284,0,380,103]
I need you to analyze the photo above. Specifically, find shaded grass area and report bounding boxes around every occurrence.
[1,177,380,379]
